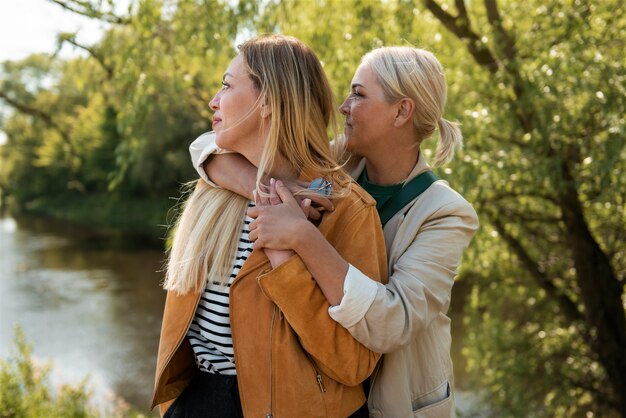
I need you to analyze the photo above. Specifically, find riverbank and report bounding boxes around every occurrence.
[13,193,176,248]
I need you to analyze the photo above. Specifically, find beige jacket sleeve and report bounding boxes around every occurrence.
[329,194,479,353]
[189,131,230,185]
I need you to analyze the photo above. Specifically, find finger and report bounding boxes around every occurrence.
[274,180,299,206]
[253,237,264,250]
[253,189,261,207]
[248,218,259,232]
[257,183,271,207]
[269,178,281,205]
[248,227,258,242]
[307,210,321,221]
[307,194,334,212]
[247,205,261,219]
[301,199,321,221]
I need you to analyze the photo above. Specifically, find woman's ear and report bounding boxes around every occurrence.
[393,98,415,128]
[260,98,272,119]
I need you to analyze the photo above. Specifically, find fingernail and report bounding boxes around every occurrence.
[270,178,275,185]
[276,180,283,187]
[304,199,311,206]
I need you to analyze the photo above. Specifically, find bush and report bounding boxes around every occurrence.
[0,326,145,418]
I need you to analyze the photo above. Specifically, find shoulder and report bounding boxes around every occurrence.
[406,180,478,226]
[416,180,477,217]
[333,171,377,210]
[388,180,479,259]
[317,172,379,236]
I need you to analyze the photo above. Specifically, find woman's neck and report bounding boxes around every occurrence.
[365,147,419,185]
[264,156,299,181]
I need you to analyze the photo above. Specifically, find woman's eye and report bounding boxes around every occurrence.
[221,81,230,89]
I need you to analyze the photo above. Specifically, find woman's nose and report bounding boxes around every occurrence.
[209,93,220,111]
[339,98,350,116]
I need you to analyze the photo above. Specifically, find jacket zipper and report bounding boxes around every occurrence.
[151,290,202,406]
[304,352,326,393]
[275,308,324,393]
[266,305,277,418]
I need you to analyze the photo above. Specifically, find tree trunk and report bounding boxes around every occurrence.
[560,164,626,413]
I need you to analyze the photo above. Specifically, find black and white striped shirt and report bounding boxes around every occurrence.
[186,202,255,375]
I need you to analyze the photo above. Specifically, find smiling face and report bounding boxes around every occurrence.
[339,63,398,159]
[209,54,267,167]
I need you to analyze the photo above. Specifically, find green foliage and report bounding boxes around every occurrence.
[1,0,624,416]
[0,326,146,418]
[0,326,95,418]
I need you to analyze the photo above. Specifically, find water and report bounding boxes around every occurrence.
[0,213,166,415]
[0,212,485,416]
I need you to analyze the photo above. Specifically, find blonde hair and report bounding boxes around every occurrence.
[362,47,462,167]
[164,35,342,294]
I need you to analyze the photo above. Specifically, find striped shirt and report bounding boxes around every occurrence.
[186,202,255,375]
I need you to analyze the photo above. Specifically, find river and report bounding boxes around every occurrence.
[0,212,483,416]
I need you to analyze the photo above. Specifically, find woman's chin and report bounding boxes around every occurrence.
[215,134,227,149]
[344,136,356,154]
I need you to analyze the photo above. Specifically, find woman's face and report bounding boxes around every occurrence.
[339,63,398,158]
[210,54,266,166]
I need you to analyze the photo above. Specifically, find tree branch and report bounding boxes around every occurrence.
[484,0,516,61]
[488,214,584,323]
[58,34,113,79]
[48,0,129,24]
[421,0,534,133]
[0,91,62,133]
[0,91,78,175]
[421,0,499,73]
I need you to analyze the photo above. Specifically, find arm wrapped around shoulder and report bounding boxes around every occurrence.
[330,196,479,353]
[258,200,388,386]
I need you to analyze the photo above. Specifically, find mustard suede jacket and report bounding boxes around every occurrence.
[151,174,388,418]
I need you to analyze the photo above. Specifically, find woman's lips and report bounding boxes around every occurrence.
[212,117,222,127]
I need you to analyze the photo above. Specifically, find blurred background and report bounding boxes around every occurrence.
[0,1,624,417]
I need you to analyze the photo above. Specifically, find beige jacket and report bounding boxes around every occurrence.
[152,166,388,417]
[190,133,479,418]
[329,156,479,418]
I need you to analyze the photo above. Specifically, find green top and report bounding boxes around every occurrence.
[357,169,404,212]
[357,168,438,227]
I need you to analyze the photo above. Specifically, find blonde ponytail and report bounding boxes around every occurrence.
[362,47,463,166]
[434,118,463,167]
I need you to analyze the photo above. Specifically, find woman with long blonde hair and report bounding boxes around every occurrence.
[152,35,387,418]
[190,46,479,417]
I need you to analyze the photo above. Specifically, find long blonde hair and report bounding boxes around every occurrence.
[362,47,462,167]
[164,35,342,294]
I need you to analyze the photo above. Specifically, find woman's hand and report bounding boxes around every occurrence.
[279,178,334,221]
[248,179,314,268]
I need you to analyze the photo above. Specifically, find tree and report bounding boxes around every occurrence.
[1,1,623,414]
[414,0,625,415]
[250,0,625,415]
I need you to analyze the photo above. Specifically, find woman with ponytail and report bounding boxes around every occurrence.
[190,46,479,417]
[152,35,387,418]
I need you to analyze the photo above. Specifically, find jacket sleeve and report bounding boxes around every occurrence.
[189,131,231,185]
[257,203,388,387]
[329,198,479,353]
